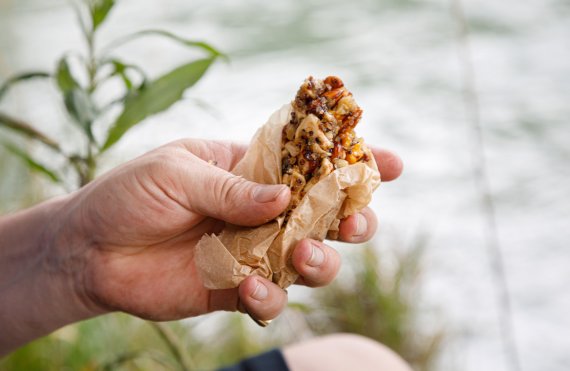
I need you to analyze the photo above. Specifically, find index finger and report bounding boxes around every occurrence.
[370,147,404,182]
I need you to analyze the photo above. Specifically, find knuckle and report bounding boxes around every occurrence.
[146,155,171,174]
[240,285,286,320]
[217,176,248,207]
[146,148,183,173]
[308,249,341,287]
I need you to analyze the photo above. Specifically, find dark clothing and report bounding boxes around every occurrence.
[218,348,290,371]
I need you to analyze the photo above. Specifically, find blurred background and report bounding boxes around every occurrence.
[1,0,569,370]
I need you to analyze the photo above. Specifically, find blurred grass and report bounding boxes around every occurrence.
[304,237,445,371]
[0,312,276,370]
[0,239,444,371]
[1,314,187,370]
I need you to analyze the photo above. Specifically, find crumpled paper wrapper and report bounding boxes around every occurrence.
[195,104,381,289]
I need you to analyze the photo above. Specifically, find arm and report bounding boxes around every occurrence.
[0,196,104,355]
[0,139,403,356]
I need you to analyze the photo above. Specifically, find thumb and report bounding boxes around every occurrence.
[183,157,290,226]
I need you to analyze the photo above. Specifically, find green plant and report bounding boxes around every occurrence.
[303,237,445,371]
[0,314,197,370]
[0,0,225,188]
[0,1,226,369]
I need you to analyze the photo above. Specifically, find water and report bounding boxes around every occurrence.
[1,0,569,370]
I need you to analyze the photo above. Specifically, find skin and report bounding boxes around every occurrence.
[0,139,402,356]
[283,334,413,371]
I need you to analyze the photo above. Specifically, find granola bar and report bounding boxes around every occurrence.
[281,76,372,220]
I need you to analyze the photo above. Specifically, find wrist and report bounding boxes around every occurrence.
[42,192,110,318]
[0,194,107,355]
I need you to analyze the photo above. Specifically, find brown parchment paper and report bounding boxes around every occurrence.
[195,104,381,289]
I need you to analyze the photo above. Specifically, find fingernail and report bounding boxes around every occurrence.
[251,279,268,301]
[253,185,286,203]
[355,213,367,237]
[307,243,325,267]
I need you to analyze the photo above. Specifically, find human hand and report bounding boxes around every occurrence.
[51,139,402,323]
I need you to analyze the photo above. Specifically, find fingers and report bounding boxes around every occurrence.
[208,276,289,322]
[292,239,341,288]
[370,148,403,182]
[179,154,291,226]
[238,276,288,322]
[210,239,344,320]
[337,207,378,243]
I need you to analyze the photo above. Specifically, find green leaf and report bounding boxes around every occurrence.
[1,141,61,183]
[0,112,62,153]
[102,58,216,151]
[103,29,227,60]
[90,0,116,31]
[111,60,133,90]
[55,57,97,140]
[64,89,97,138]
[102,59,148,91]
[0,72,51,101]
[56,58,80,93]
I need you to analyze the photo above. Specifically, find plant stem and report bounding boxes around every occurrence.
[450,1,521,371]
[83,2,98,184]
[84,143,97,185]
[86,17,97,93]
[148,322,194,371]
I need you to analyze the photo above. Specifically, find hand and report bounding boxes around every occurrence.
[52,139,403,322]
